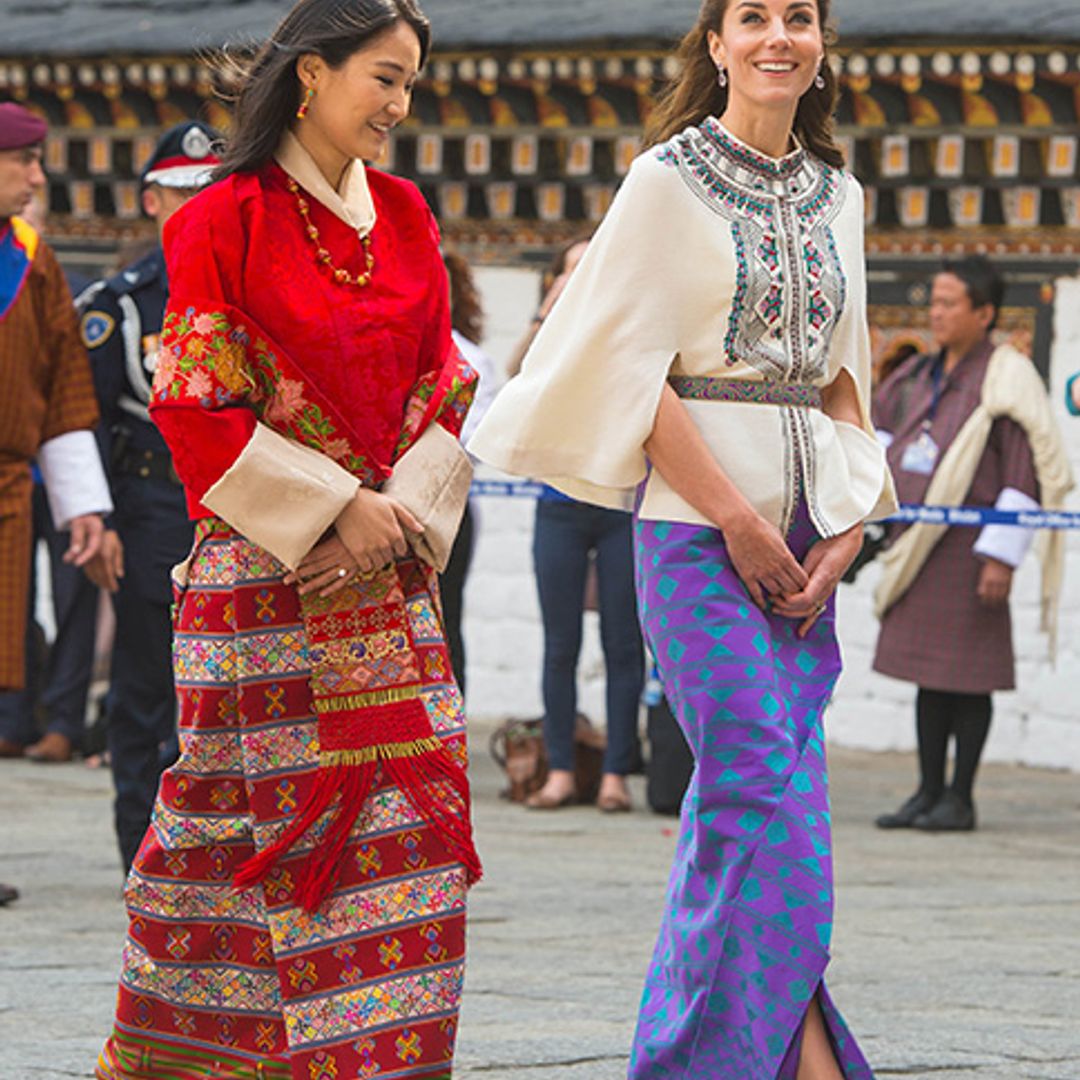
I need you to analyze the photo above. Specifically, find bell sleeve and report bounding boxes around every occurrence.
[822,175,897,522]
[468,152,684,509]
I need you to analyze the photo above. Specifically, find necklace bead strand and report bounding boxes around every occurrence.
[288,178,374,288]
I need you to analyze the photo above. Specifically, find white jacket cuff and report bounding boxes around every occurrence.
[37,430,113,529]
[973,486,1039,568]
[202,423,360,570]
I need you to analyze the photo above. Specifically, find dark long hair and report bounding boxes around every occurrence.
[643,0,845,169]
[213,0,431,180]
[443,251,484,345]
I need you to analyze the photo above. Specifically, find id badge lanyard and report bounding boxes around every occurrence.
[900,356,946,476]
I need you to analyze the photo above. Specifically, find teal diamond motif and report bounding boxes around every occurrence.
[796,649,819,674]
[738,810,765,833]
[761,692,781,717]
[816,922,832,947]
[742,875,763,900]
[657,575,679,600]
[766,820,790,845]
[653,522,672,542]
[667,639,687,663]
[753,632,769,657]
[788,978,811,1004]
[792,770,813,794]
[765,749,789,775]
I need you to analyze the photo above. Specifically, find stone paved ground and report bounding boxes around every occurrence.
[1,729,1078,1080]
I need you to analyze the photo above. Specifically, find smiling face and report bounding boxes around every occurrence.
[0,144,46,220]
[295,20,422,184]
[707,0,824,112]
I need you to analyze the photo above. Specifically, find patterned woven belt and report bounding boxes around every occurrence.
[668,375,823,409]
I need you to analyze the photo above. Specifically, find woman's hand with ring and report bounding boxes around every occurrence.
[771,522,863,637]
[285,535,359,597]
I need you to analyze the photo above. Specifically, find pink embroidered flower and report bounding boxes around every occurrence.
[193,313,217,337]
[322,437,352,462]
[266,378,306,423]
[152,351,178,393]
[186,368,213,399]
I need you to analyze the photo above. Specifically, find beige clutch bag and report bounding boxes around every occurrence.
[382,423,473,572]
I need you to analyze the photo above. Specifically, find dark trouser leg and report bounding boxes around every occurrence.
[916,687,951,799]
[437,503,474,697]
[533,500,589,773]
[949,692,992,805]
[37,487,97,747]
[593,508,644,776]
[108,581,177,873]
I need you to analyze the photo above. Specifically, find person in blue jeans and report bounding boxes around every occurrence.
[509,238,645,811]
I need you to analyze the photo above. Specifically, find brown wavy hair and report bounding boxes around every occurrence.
[443,251,484,345]
[643,0,844,169]
[213,0,431,180]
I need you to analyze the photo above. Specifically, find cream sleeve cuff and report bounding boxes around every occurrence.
[37,430,113,530]
[202,423,360,570]
[972,486,1039,569]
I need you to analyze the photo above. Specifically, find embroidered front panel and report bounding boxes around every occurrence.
[656,118,847,385]
[657,119,849,534]
[125,874,269,925]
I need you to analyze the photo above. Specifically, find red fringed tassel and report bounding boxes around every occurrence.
[384,740,483,887]
[233,760,378,911]
[234,734,481,912]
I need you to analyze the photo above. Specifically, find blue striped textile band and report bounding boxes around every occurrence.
[668,375,823,409]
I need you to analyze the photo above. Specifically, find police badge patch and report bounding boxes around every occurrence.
[81,309,116,348]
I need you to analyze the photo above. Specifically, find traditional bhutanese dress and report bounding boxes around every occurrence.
[471,119,896,1078]
[96,134,479,1080]
[0,216,110,688]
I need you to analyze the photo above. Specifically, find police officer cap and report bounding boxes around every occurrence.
[141,120,221,189]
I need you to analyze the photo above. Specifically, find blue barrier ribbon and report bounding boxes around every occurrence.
[888,504,1080,530]
[471,480,1080,530]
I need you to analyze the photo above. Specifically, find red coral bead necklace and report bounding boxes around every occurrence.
[287,177,374,288]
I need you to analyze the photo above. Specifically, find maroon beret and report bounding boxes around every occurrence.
[0,103,48,151]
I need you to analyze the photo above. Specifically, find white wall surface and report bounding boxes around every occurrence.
[461,268,1080,772]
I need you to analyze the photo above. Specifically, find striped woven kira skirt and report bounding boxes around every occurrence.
[96,522,469,1080]
[629,500,874,1079]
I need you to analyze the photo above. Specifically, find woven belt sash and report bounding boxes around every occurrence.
[668,375,823,409]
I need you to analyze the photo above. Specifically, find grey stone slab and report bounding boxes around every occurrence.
[1,735,1079,1079]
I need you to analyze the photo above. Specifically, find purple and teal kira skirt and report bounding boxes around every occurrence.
[630,500,873,1079]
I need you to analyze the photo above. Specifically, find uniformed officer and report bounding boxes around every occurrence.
[78,121,220,873]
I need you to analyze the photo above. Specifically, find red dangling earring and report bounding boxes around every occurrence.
[296,86,314,120]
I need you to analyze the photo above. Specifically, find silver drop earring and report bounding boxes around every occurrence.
[717,64,728,89]
[815,64,826,90]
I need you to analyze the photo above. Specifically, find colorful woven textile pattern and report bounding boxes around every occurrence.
[667,375,823,410]
[630,502,873,1079]
[95,524,467,1080]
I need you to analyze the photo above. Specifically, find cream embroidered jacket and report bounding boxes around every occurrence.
[470,119,898,537]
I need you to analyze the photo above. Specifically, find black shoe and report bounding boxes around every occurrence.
[0,882,19,906]
[875,790,940,829]
[914,790,976,832]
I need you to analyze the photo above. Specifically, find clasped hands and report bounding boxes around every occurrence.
[283,487,423,598]
[724,511,864,638]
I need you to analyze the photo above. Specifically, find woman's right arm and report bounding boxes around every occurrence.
[644,385,807,607]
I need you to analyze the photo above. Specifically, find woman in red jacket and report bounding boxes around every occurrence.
[96,2,479,1077]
